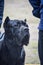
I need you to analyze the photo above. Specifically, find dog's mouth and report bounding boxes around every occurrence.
[21,34,29,46]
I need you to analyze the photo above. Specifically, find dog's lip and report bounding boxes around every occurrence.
[21,34,29,45]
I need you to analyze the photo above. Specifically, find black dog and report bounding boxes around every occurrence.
[0,17,30,65]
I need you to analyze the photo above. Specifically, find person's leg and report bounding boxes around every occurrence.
[38,30,43,65]
[0,0,4,27]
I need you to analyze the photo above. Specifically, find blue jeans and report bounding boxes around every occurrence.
[38,30,43,65]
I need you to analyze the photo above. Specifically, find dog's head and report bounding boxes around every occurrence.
[4,17,30,46]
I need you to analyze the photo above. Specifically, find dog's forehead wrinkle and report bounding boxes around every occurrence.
[9,20,22,26]
[9,19,27,27]
[9,20,17,26]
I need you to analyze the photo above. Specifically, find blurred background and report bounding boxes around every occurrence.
[3,0,40,64]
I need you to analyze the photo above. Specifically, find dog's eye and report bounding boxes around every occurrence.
[14,25,18,28]
[14,24,18,26]
[14,23,18,26]
[14,23,20,27]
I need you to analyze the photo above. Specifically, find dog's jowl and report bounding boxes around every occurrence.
[0,17,30,65]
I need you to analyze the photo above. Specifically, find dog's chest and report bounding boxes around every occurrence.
[5,38,24,59]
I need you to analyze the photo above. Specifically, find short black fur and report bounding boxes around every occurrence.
[0,17,30,65]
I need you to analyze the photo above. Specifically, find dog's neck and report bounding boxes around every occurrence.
[5,31,13,40]
[4,31,23,47]
[4,31,28,47]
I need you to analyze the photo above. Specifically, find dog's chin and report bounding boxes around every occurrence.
[21,34,29,46]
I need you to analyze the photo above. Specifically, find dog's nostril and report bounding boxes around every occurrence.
[24,29,29,32]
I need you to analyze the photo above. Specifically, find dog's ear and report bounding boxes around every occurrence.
[21,19,27,25]
[5,16,10,23]
[24,19,28,27]
[3,16,10,28]
[24,19,27,23]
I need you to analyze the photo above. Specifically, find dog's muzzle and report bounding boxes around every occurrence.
[21,28,29,45]
[16,25,30,46]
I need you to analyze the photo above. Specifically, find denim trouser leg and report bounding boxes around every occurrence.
[0,0,4,26]
[38,30,43,65]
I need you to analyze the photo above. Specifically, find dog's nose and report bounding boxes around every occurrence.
[24,28,29,32]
